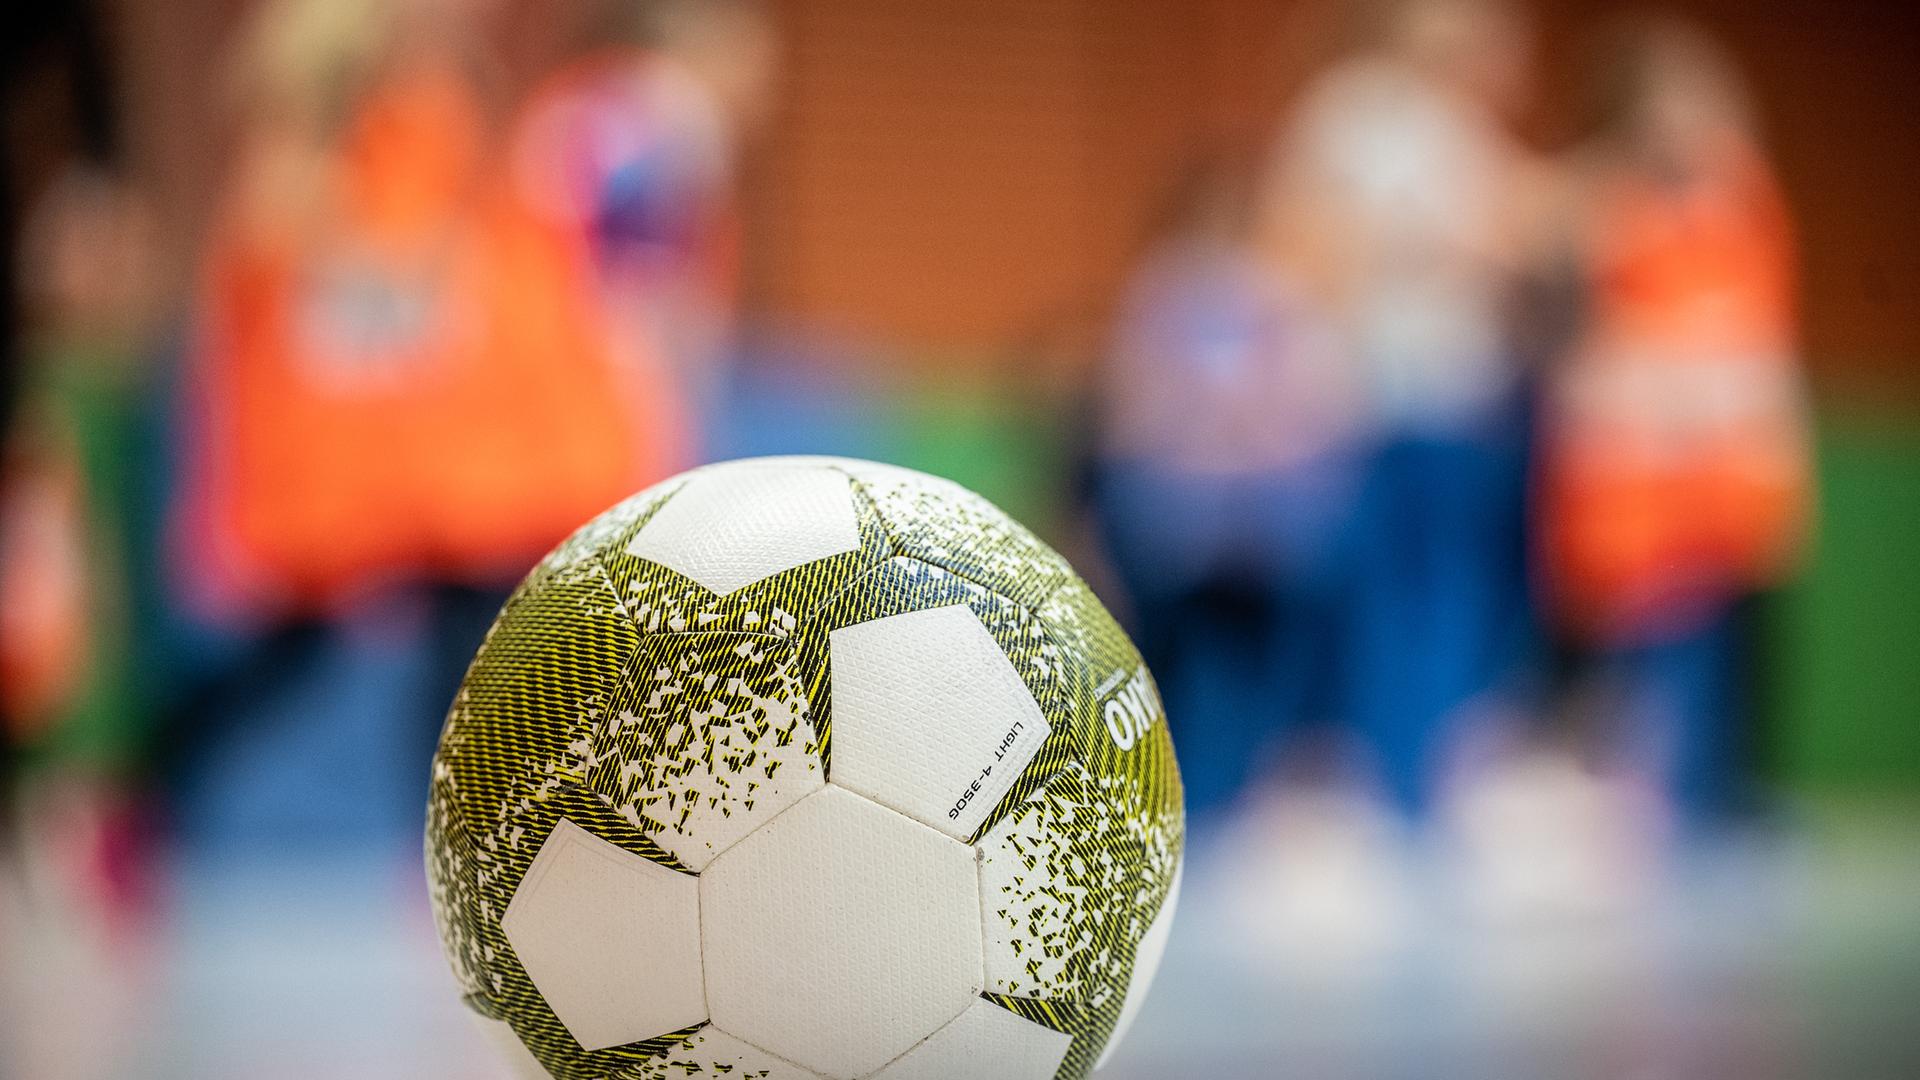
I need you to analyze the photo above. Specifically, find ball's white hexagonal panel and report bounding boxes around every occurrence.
[630,1026,825,1080]
[625,462,860,595]
[870,999,1074,1080]
[1094,865,1182,1070]
[473,1018,553,1079]
[501,819,706,1052]
[828,604,1051,840]
[699,786,984,1080]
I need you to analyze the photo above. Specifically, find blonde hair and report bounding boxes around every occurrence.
[1586,11,1758,145]
[227,0,400,135]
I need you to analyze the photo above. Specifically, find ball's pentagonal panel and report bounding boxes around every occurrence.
[700,787,984,1080]
[975,759,1182,1003]
[435,562,641,871]
[427,783,490,999]
[871,999,1075,1080]
[625,462,860,596]
[630,1027,825,1080]
[831,460,1075,608]
[501,819,706,1052]
[473,1018,554,1079]
[1094,866,1182,1070]
[592,634,825,871]
[977,782,1094,1001]
[829,604,1050,840]
[530,474,685,588]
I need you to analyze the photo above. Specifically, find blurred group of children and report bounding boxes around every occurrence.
[1,2,768,1066]
[1092,0,1809,920]
[0,0,1817,1040]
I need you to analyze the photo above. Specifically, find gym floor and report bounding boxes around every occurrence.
[12,805,1913,1080]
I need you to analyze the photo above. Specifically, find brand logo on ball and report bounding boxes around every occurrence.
[1099,664,1159,751]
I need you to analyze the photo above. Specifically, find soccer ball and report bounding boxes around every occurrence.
[426,457,1183,1080]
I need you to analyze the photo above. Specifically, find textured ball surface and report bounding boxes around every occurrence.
[426,457,1184,1080]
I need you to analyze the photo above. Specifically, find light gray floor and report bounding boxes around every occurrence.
[1106,822,1920,1080]
[10,806,1918,1080]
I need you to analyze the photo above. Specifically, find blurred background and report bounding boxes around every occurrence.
[1,0,1915,1076]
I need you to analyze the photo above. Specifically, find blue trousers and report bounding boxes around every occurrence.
[1594,609,1749,824]
[1343,427,1532,817]
[1095,460,1361,821]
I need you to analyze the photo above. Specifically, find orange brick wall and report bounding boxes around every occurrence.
[113,0,1920,390]
[747,0,1920,390]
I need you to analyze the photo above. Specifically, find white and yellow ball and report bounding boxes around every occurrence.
[427,457,1183,1080]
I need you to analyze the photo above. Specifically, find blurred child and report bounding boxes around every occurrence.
[1264,0,1550,817]
[168,0,690,848]
[180,0,684,620]
[1094,157,1368,822]
[0,6,164,1071]
[2,169,155,782]
[508,0,776,437]
[1536,14,1810,824]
